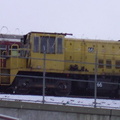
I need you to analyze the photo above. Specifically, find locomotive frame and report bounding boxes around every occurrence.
[0,32,120,98]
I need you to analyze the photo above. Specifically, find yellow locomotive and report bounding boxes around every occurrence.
[0,32,120,97]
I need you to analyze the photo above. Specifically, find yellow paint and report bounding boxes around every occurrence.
[1,32,120,86]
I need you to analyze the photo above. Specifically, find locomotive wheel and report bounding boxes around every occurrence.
[13,87,30,94]
[6,86,30,94]
[54,81,71,96]
[12,77,31,94]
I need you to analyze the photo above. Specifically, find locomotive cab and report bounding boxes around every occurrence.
[21,32,66,71]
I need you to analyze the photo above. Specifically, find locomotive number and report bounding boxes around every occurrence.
[88,47,94,52]
[97,82,103,87]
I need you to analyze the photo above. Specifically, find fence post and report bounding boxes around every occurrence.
[42,46,46,104]
[94,51,98,108]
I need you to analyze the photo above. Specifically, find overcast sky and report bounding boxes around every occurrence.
[0,0,120,40]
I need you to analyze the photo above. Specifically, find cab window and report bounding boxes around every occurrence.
[0,45,6,55]
[40,36,48,53]
[57,37,63,53]
[48,37,55,54]
[41,36,55,54]
[0,45,6,50]
[33,36,63,54]
[34,37,39,52]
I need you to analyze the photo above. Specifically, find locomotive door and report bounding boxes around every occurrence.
[10,44,19,70]
[1,51,7,68]
[0,50,7,68]
[0,50,7,85]
[11,44,19,56]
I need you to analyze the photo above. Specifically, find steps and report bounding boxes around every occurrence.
[0,69,10,85]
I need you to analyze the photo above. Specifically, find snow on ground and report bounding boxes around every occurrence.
[0,94,120,110]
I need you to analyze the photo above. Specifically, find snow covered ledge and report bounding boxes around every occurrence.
[0,100,119,120]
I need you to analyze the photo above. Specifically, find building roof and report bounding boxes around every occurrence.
[0,34,23,41]
[29,31,73,36]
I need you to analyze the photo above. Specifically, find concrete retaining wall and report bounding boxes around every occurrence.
[0,100,120,120]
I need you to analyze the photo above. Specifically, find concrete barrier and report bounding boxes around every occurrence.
[0,114,20,120]
[0,100,119,120]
